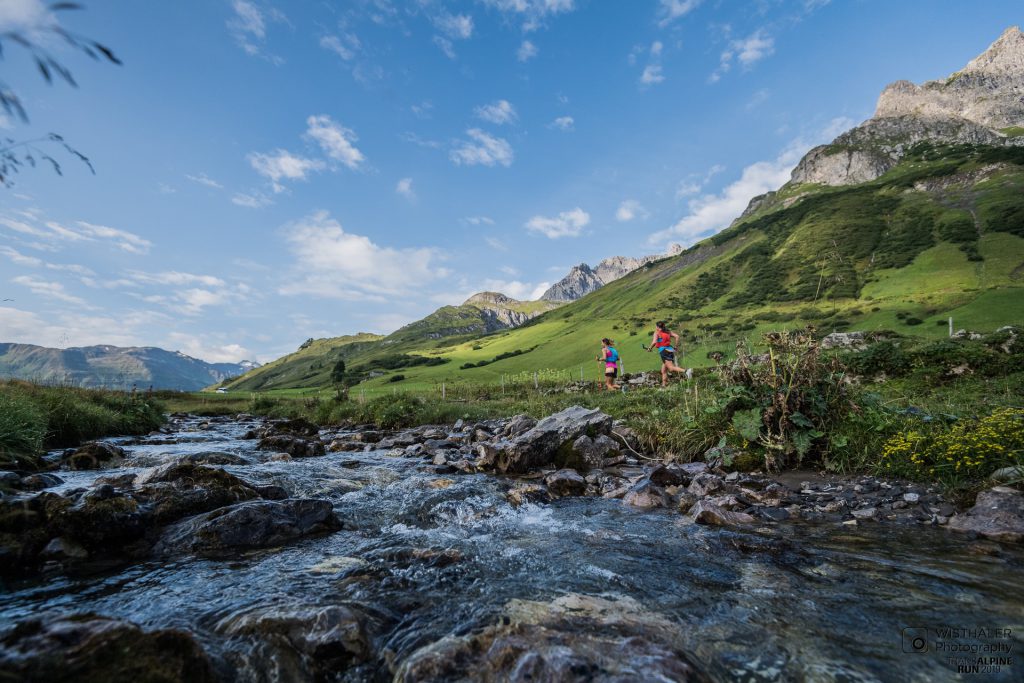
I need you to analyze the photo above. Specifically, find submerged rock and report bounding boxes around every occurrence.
[948,487,1024,542]
[61,442,126,470]
[688,501,755,527]
[0,613,219,683]
[623,479,670,508]
[395,593,707,682]
[153,498,341,556]
[133,462,264,525]
[216,603,372,679]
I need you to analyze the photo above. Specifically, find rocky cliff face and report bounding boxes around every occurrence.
[463,292,552,332]
[790,26,1024,188]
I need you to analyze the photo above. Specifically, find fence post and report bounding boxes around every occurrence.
[580,365,583,381]
[442,382,446,400]
[948,316,953,338]
[534,371,538,391]
[501,375,505,394]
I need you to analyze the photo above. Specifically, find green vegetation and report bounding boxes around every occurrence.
[0,381,164,469]
[218,143,1023,397]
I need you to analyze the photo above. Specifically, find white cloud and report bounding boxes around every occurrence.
[550,115,574,131]
[279,210,446,300]
[484,236,507,251]
[158,183,177,194]
[481,0,576,31]
[395,177,415,199]
[227,0,285,60]
[465,216,496,226]
[0,306,174,350]
[232,192,272,208]
[676,163,725,198]
[517,39,538,61]
[650,118,855,246]
[305,114,365,169]
[320,33,360,61]
[434,35,456,59]
[712,29,774,82]
[0,246,94,276]
[166,333,252,363]
[658,0,702,26]
[746,88,770,109]
[75,222,152,254]
[475,100,517,125]
[0,0,50,32]
[616,200,648,222]
[400,132,443,149]
[435,13,474,39]
[499,265,520,276]
[127,271,226,288]
[650,40,663,56]
[640,64,664,85]
[12,275,87,305]
[450,129,514,167]
[411,101,433,118]
[525,207,589,239]
[185,172,223,189]
[247,149,326,192]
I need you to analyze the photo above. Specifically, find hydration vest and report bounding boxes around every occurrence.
[655,330,672,348]
[605,347,619,363]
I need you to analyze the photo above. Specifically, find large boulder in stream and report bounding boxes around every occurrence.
[153,498,340,556]
[495,406,614,474]
[61,442,126,470]
[948,486,1024,542]
[395,593,707,682]
[133,462,265,525]
[0,613,220,682]
[258,434,326,458]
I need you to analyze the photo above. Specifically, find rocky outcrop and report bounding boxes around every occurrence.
[463,291,552,332]
[0,613,220,683]
[61,442,127,470]
[789,26,1024,188]
[947,486,1024,542]
[493,406,614,474]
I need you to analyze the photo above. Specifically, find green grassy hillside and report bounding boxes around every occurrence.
[228,143,1024,395]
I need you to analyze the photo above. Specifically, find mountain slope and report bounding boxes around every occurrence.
[0,344,259,391]
[229,27,1024,394]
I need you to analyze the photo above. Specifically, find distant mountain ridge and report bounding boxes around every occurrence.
[0,343,260,391]
[541,245,684,302]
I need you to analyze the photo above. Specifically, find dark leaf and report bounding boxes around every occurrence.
[49,2,85,10]
[93,43,122,65]
[36,57,52,83]
[42,154,61,176]
[47,58,77,87]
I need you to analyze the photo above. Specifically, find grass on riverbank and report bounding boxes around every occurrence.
[0,381,165,470]
[163,333,1024,499]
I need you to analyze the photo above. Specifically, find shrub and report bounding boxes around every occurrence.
[843,340,911,377]
[879,407,1024,487]
[389,374,405,383]
[904,317,924,326]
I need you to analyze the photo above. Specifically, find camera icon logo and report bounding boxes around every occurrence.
[902,627,929,653]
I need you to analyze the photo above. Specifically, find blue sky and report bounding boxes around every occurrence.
[0,0,1019,363]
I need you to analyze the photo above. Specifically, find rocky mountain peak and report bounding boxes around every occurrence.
[464,291,517,308]
[540,263,603,302]
[788,26,1024,188]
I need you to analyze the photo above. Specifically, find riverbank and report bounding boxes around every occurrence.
[0,381,165,470]
[1,412,1021,681]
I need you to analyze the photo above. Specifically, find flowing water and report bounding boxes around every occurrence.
[2,417,1022,682]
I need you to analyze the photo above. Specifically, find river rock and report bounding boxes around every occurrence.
[61,442,127,470]
[648,464,689,487]
[689,501,755,526]
[687,473,724,497]
[133,463,264,525]
[571,434,620,471]
[216,603,371,679]
[503,414,537,437]
[395,593,706,682]
[506,483,551,507]
[0,612,219,682]
[545,469,587,498]
[153,498,341,556]
[948,487,1024,542]
[16,473,64,491]
[496,406,613,474]
[258,434,326,458]
[623,479,670,508]
[179,451,250,466]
